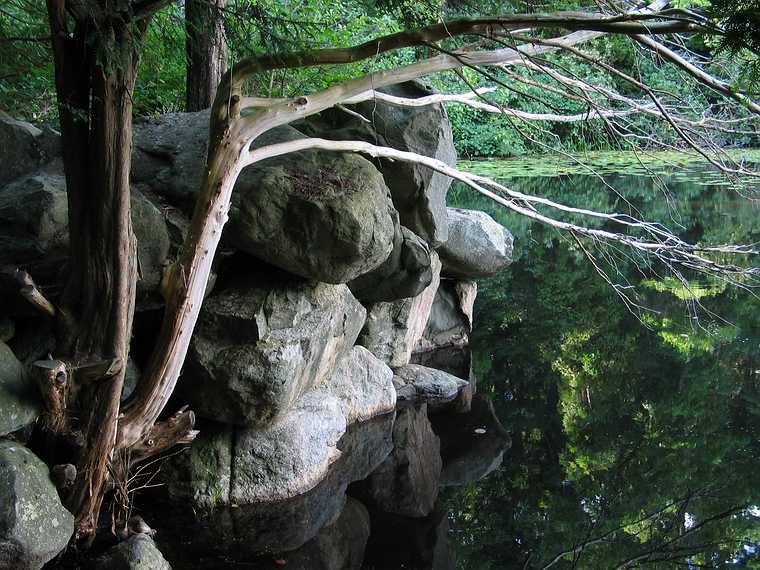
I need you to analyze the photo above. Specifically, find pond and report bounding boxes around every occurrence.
[146,151,760,569]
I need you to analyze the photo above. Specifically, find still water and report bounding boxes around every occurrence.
[154,152,760,569]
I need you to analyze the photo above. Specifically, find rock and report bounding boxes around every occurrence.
[0,113,59,186]
[438,208,514,278]
[159,415,393,557]
[0,169,170,297]
[280,498,370,570]
[0,171,68,267]
[121,359,140,402]
[132,111,397,284]
[164,421,233,510]
[432,394,511,487]
[348,225,433,303]
[412,347,477,414]
[318,346,396,425]
[393,364,468,409]
[354,404,441,517]
[358,252,441,367]
[300,80,457,247]
[0,319,14,344]
[0,440,74,570]
[179,274,366,427]
[416,280,477,353]
[0,341,40,437]
[90,534,171,570]
[231,391,347,503]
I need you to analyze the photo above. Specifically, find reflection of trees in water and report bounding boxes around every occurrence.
[445,165,760,569]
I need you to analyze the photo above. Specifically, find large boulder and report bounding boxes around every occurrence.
[0,113,59,186]
[354,404,441,518]
[178,274,366,427]
[231,391,347,503]
[0,342,40,437]
[300,81,457,247]
[132,111,398,284]
[90,534,172,570]
[160,415,394,556]
[416,279,477,353]
[393,364,469,410]
[317,346,396,425]
[348,225,433,303]
[358,252,441,367]
[0,441,74,570]
[438,208,514,278]
[0,169,170,298]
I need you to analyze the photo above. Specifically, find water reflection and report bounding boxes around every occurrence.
[445,156,760,568]
[149,155,760,569]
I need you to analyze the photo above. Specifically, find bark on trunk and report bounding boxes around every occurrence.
[186,0,228,111]
[46,1,141,541]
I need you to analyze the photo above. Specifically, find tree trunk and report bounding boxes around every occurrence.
[186,0,228,111]
[46,1,142,542]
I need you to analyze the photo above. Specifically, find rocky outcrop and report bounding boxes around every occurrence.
[299,81,457,247]
[179,274,366,427]
[132,112,397,284]
[354,404,441,518]
[393,364,469,409]
[0,342,40,437]
[318,346,396,425]
[0,441,74,570]
[348,225,432,303]
[0,113,59,186]
[358,252,441,367]
[416,280,477,353]
[438,208,514,278]
[90,534,172,570]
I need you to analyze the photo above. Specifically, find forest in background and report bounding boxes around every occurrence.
[2,0,758,157]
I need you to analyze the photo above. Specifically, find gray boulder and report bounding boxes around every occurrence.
[0,440,74,570]
[160,414,393,557]
[358,252,441,367]
[132,111,398,284]
[356,403,441,517]
[438,208,514,278]
[300,81,457,247]
[0,171,68,267]
[393,364,468,409]
[0,342,40,437]
[231,391,347,503]
[0,113,59,186]
[179,275,366,427]
[317,346,396,425]
[0,169,170,297]
[91,534,171,570]
[416,280,477,353]
[348,225,433,303]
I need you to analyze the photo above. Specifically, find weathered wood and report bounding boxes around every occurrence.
[32,359,69,433]
[126,407,199,466]
[15,270,56,317]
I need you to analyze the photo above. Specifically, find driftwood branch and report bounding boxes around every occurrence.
[15,269,56,317]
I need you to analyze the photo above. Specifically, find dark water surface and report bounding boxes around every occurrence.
[154,152,760,569]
